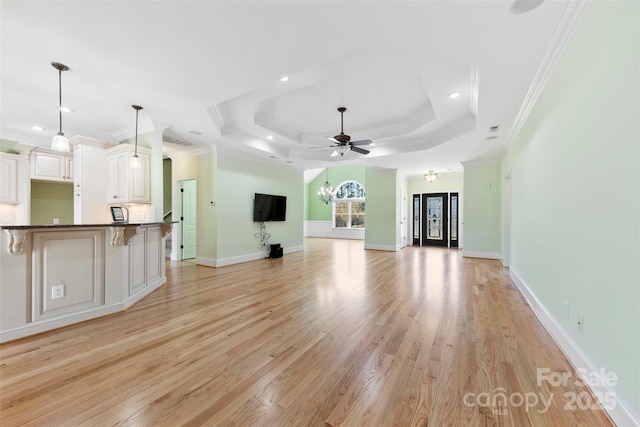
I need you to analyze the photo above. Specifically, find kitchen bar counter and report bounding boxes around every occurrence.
[2,222,175,255]
[1,221,174,229]
[0,222,176,343]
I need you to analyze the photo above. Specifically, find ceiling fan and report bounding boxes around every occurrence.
[311,107,373,157]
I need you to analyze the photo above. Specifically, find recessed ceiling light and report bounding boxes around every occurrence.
[60,106,72,113]
[188,130,202,136]
[448,92,460,99]
[280,76,289,82]
[32,125,45,131]
[485,136,499,140]
[266,135,273,140]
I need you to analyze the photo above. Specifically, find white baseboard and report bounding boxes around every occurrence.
[0,276,169,344]
[0,304,123,343]
[364,243,397,252]
[124,277,167,309]
[305,220,364,240]
[510,268,639,427]
[198,245,305,268]
[463,250,500,259]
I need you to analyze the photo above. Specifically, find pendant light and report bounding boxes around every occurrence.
[317,168,333,204]
[51,62,70,152]
[130,105,143,169]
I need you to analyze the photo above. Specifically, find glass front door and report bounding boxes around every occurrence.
[421,193,448,247]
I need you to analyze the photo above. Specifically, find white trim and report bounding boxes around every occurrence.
[198,245,304,268]
[123,277,166,309]
[462,250,500,259]
[305,220,365,240]
[364,243,397,252]
[510,268,639,427]
[0,277,166,344]
[461,158,501,167]
[503,0,592,150]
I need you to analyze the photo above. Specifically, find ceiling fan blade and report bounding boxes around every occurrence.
[330,150,339,157]
[309,145,336,149]
[350,139,373,146]
[351,146,370,155]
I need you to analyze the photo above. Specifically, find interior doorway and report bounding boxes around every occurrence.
[180,179,197,260]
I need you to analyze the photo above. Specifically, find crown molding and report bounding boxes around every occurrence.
[461,157,500,167]
[254,108,302,143]
[503,0,592,150]
[469,65,479,120]
[110,118,161,142]
[69,135,115,148]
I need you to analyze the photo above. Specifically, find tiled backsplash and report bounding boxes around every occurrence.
[0,204,18,225]
[126,204,155,222]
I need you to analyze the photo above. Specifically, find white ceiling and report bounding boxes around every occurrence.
[1,0,571,175]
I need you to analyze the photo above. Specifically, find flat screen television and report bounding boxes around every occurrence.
[253,193,286,222]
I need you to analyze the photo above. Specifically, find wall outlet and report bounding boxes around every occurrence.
[52,285,64,299]
[563,301,570,319]
[577,314,584,334]
[53,218,59,225]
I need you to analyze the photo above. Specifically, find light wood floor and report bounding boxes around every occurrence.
[0,238,613,426]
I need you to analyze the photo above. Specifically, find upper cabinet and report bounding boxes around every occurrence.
[31,150,73,183]
[105,144,150,203]
[0,152,19,203]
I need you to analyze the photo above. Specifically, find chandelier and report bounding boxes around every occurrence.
[317,168,333,204]
[424,170,438,182]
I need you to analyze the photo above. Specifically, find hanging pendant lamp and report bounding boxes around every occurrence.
[51,62,70,152]
[130,105,143,169]
[317,168,333,204]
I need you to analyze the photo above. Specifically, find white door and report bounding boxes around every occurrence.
[181,180,197,260]
[400,190,407,247]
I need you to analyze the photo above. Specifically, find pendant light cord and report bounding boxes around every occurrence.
[58,69,63,134]
[134,108,139,155]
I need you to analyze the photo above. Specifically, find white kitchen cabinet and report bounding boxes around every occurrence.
[0,153,19,203]
[31,150,73,183]
[105,144,150,203]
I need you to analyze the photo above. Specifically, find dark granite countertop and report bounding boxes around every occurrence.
[1,221,177,230]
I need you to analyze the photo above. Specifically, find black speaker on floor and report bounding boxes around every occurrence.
[269,243,283,259]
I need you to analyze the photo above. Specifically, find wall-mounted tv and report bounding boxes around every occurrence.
[253,193,286,222]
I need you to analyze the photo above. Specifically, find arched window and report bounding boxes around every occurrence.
[333,181,365,229]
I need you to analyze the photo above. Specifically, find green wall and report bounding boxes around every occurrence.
[462,163,501,256]
[172,149,217,260]
[364,167,397,248]
[216,151,304,259]
[30,182,73,225]
[502,1,639,416]
[307,165,365,220]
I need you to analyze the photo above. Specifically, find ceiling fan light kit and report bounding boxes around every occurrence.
[51,62,70,152]
[310,107,373,157]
